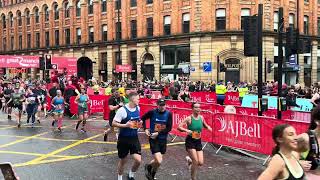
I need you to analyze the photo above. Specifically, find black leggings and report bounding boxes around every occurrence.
[26,104,37,123]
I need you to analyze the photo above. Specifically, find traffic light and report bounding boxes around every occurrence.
[285,27,298,56]
[39,56,45,70]
[267,60,272,73]
[244,16,258,57]
[219,63,226,72]
[45,54,52,69]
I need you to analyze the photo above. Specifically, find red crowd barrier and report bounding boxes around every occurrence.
[224,92,241,106]
[190,92,217,104]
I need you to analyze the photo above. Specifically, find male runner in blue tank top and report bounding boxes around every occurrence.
[112,92,142,180]
[141,98,173,180]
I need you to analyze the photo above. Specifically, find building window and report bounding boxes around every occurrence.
[162,46,190,66]
[102,25,108,41]
[304,15,309,35]
[274,12,279,32]
[55,30,59,46]
[9,13,13,27]
[18,35,22,50]
[116,22,121,40]
[35,8,40,23]
[65,28,70,45]
[216,9,226,31]
[76,0,81,17]
[2,38,6,51]
[318,17,320,35]
[131,20,137,39]
[289,13,295,29]
[177,46,190,64]
[27,34,31,48]
[44,6,49,22]
[89,26,94,43]
[17,11,22,26]
[2,15,6,29]
[76,28,81,44]
[147,17,153,37]
[130,0,137,7]
[241,8,250,30]
[115,51,122,65]
[115,0,121,10]
[88,0,93,14]
[101,52,108,81]
[64,2,70,18]
[54,4,59,20]
[10,36,14,50]
[26,10,30,25]
[36,32,40,48]
[45,31,50,47]
[146,0,153,4]
[182,13,190,33]
[163,48,175,65]
[164,16,171,35]
[101,0,107,12]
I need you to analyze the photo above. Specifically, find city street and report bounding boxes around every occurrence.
[0,113,265,180]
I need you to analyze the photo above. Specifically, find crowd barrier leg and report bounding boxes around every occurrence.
[216,145,224,154]
[263,155,271,166]
[202,142,218,151]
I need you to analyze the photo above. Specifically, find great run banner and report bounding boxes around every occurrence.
[241,95,313,112]
[0,55,39,68]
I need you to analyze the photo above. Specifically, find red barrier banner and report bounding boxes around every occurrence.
[212,113,309,155]
[224,92,241,106]
[70,95,109,115]
[190,92,217,104]
[0,55,39,68]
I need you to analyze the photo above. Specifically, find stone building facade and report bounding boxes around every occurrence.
[0,0,319,86]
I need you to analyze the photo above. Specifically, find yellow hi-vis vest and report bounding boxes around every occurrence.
[238,87,249,97]
[216,85,227,95]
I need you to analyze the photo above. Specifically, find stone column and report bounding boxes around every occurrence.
[190,37,201,81]
[311,40,318,84]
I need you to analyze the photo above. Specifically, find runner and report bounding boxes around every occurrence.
[141,99,173,180]
[103,88,124,141]
[4,83,14,120]
[258,124,305,180]
[297,107,320,179]
[51,90,65,131]
[25,86,38,127]
[178,102,212,180]
[6,87,25,127]
[74,88,90,132]
[112,92,142,180]
[33,84,46,123]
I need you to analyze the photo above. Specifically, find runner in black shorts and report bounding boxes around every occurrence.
[112,92,142,180]
[6,87,25,127]
[141,99,172,180]
[178,102,212,180]
[103,88,124,141]
[4,83,14,120]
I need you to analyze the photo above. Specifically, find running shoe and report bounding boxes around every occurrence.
[31,123,34,128]
[37,119,41,124]
[144,164,153,180]
[58,127,62,132]
[52,121,55,127]
[17,124,21,128]
[127,175,135,180]
[80,128,86,133]
[186,156,192,170]
[103,132,108,142]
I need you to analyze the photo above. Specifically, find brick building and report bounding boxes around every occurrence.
[0,0,320,86]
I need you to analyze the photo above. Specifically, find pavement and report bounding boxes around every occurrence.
[0,112,265,180]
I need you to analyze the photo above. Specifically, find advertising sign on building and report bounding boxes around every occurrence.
[116,65,132,73]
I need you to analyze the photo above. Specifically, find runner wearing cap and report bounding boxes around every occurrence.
[141,98,173,180]
[112,92,142,180]
[103,88,124,141]
[178,102,212,180]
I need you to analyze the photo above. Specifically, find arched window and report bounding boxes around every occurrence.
[17,11,22,26]
[76,0,81,17]
[25,9,30,25]
[1,14,6,29]
[9,12,13,27]
[34,7,40,23]
[54,3,59,20]
[64,1,70,18]
[44,5,49,22]
[88,0,93,14]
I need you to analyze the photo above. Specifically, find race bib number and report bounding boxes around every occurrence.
[192,131,201,139]
[155,123,166,132]
[130,121,142,129]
